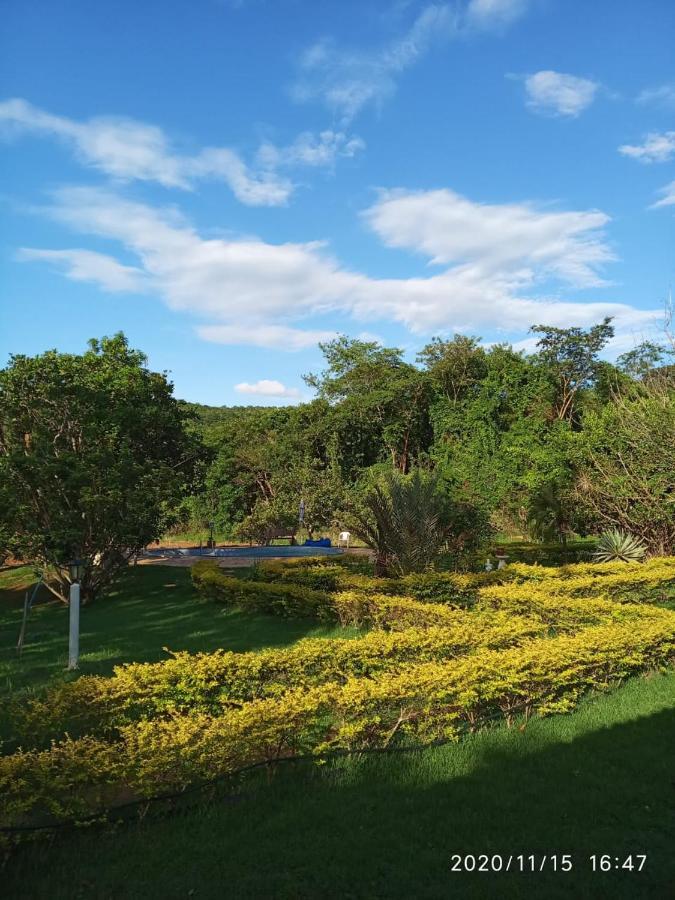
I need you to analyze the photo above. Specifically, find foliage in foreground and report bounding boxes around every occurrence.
[1,614,673,829]
[5,672,675,900]
[2,555,674,830]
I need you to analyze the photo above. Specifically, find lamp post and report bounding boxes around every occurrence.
[68,558,84,670]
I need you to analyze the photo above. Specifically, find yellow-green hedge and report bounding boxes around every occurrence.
[3,613,673,827]
[192,561,335,618]
[255,563,505,605]
[479,561,675,607]
[9,611,549,749]
[193,558,674,630]
[253,556,675,606]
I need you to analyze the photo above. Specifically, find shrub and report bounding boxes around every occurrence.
[3,613,673,827]
[192,561,335,619]
[9,612,550,749]
[593,529,647,563]
[480,559,675,606]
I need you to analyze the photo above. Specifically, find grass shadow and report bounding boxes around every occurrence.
[4,673,675,899]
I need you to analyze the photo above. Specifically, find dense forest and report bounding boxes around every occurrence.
[176,319,675,557]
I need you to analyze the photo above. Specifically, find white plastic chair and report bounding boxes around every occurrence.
[338,531,351,548]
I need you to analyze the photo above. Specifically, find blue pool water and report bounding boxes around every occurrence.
[144,545,342,559]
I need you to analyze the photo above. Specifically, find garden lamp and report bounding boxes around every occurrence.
[69,559,84,582]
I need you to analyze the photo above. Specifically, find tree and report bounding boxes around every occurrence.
[526,482,576,546]
[428,343,560,531]
[531,317,614,422]
[417,335,487,403]
[347,468,486,576]
[617,341,668,380]
[0,334,196,602]
[573,377,675,556]
[304,336,431,473]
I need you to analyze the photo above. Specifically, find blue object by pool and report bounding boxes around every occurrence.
[303,538,332,547]
[144,545,341,559]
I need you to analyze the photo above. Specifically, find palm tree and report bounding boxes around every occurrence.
[349,469,452,576]
[526,483,574,549]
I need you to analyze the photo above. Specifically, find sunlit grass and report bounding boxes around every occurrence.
[0,564,361,698]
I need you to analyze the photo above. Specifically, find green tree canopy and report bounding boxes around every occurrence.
[531,317,615,422]
[573,376,675,556]
[304,336,431,472]
[0,334,196,602]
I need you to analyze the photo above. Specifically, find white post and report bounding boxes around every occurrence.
[68,581,80,669]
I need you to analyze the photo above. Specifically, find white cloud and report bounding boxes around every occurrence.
[523,71,599,117]
[619,131,675,164]
[291,4,457,123]
[363,188,613,286]
[0,98,362,206]
[20,186,661,349]
[651,180,675,209]
[235,379,301,398]
[637,84,675,108]
[16,247,148,292]
[257,130,365,169]
[198,324,337,350]
[466,0,531,30]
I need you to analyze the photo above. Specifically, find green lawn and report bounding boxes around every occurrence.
[2,562,674,898]
[0,564,359,698]
[4,670,673,899]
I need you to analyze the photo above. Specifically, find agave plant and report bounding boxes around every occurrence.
[593,528,647,563]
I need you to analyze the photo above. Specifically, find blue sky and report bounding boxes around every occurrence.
[1,0,674,405]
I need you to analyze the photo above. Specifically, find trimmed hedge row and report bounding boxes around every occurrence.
[195,558,675,621]
[253,565,507,605]
[192,561,335,618]
[9,612,548,749]
[3,614,673,827]
[15,571,668,750]
[480,561,675,607]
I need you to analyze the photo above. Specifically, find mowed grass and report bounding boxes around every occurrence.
[2,562,674,897]
[3,671,673,899]
[0,564,360,698]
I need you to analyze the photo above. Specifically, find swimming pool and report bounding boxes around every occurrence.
[143,545,342,559]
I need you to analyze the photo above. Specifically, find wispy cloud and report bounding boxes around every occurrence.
[363,188,614,286]
[257,130,365,169]
[292,1,535,123]
[619,131,675,164]
[651,180,675,209]
[522,71,599,117]
[18,185,660,348]
[235,379,301,398]
[465,0,532,30]
[0,98,363,206]
[198,324,337,351]
[636,83,675,109]
[16,247,148,292]
[291,4,458,123]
